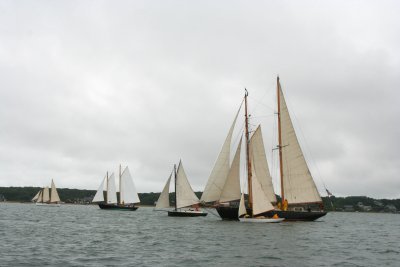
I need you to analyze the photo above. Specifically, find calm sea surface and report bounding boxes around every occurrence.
[0,203,399,267]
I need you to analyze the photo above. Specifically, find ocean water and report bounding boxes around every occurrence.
[0,203,399,267]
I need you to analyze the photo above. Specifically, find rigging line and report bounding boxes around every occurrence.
[249,114,275,119]
[248,95,276,112]
[232,120,245,150]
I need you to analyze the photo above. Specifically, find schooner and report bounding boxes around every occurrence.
[92,165,140,210]
[155,161,207,217]
[32,179,61,207]
[200,77,327,221]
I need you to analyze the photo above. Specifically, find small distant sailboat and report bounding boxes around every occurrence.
[155,161,207,217]
[92,165,140,211]
[32,179,61,207]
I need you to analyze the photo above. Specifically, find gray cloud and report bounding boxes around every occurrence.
[1,0,399,198]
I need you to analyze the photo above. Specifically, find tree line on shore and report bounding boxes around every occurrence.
[0,186,399,212]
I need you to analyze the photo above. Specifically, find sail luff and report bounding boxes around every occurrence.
[92,175,106,202]
[50,179,60,203]
[278,79,322,204]
[155,171,172,209]
[200,103,242,203]
[176,161,199,209]
[219,137,242,202]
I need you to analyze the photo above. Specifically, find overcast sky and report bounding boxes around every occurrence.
[0,0,399,198]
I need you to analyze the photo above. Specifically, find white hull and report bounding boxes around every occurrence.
[35,202,61,207]
[180,209,206,214]
[239,217,284,223]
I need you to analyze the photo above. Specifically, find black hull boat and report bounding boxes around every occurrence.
[216,206,326,221]
[98,203,138,211]
[168,210,208,217]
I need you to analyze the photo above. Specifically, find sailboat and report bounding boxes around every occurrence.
[201,78,327,221]
[32,179,61,207]
[92,165,140,210]
[155,161,207,217]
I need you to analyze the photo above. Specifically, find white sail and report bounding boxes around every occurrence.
[220,137,242,202]
[107,173,118,204]
[32,191,41,202]
[176,161,199,209]
[155,172,172,209]
[200,106,241,202]
[238,193,247,217]
[36,190,43,203]
[279,86,322,204]
[251,171,275,216]
[42,187,50,203]
[249,126,277,203]
[92,175,106,202]
[120,167,140,204]
[50,179,61,203]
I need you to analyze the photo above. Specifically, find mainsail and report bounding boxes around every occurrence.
[92,175,106,202]
[176,161,199,209]
[200,105,241,203]
[219,137,242,203]
[42,187,50,203]
[278,83,322,204]
[155,172,172,209]
[36,190,43,202]
[119,167,140,204]
[50,179,60,203]
[107,173,118,204]
[249,126,277,203]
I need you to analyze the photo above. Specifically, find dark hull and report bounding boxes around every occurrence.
[216,206,327,221]
[98,203,138,211]
[168,210,208,217]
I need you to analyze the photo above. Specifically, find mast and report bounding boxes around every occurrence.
[174,164,177,211]
[244,89,253,212]
[119,164,122,204]
[106,171,109,203]
[277,76,285,205]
